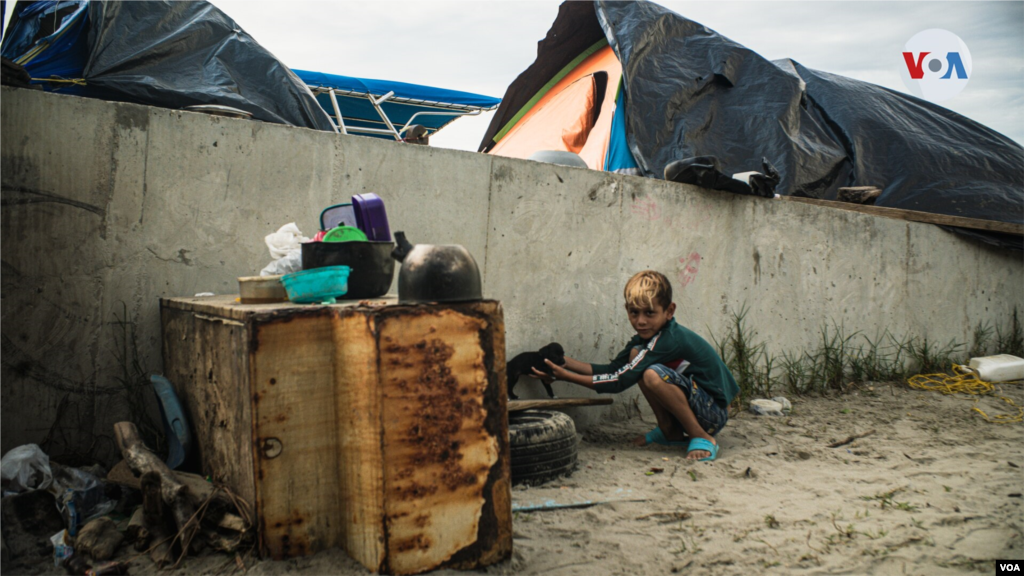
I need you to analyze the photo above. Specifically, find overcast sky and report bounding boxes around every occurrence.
[207,1,1023,151]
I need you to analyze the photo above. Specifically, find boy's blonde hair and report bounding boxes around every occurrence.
[624,270,673,310]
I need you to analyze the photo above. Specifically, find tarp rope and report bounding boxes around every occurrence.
[907,364,1022,424]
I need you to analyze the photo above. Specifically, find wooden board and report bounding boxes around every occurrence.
[782,195,1023,235]
[250,309,340,558]
[161,305,255,504]
[161,294,398,323]
[332,311,387,570]
[508,397,613,412]
[376,305,511,574]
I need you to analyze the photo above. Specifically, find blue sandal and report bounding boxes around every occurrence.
[686,438,719,461]
[644,427,689,447]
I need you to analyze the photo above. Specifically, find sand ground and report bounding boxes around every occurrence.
[8,384,1023,575]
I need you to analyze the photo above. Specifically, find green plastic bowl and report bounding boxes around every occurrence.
[281,266,350,303]
[322,225,368,243]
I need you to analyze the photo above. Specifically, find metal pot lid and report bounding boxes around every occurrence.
[391,232,482,304]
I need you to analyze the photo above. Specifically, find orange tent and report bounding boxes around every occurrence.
[488,42,622,171]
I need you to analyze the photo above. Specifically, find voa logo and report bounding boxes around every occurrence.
[900,29,972,103]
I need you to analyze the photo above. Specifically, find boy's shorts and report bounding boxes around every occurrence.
[648,363,728,435]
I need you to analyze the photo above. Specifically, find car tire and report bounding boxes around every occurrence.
[509,410,578,486]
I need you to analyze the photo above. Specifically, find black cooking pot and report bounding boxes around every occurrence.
[301,241,395,299]
[391,232,482,304]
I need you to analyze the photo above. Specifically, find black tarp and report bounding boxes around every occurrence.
[483,1,1023,249]
[81,1,335,132]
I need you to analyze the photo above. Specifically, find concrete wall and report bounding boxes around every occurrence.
[3,87,1022,461]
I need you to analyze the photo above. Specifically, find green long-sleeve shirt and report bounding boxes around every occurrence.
[589,318,739,408]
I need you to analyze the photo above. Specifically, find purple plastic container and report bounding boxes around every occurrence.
[352,193,391,242]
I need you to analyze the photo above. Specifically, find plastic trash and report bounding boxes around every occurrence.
[1,443,53,493]
[260,223,308,277]
[51,529,73,566]
[50,464,116,535]
[968,355,1024,382]
[749,399,785,416]
[151,374,191,469]
[265,223,308,259]
[771,396,793,415]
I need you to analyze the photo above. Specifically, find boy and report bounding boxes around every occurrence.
[532,270,738,461]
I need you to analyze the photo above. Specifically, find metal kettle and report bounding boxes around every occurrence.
[390,232,482,304]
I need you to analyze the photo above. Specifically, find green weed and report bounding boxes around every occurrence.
[710,302,1022,405]
[995,307,1024,357]
[861,488,918,512]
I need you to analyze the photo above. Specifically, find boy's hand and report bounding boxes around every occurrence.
[529,366,556,384]
[532,359,597,389]
[536,359,573,381]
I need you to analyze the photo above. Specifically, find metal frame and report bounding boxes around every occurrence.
[307,85,494,140]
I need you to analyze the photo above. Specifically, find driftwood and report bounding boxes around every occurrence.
[201,527,246,553]
[75,517,124,561]
[113,422,200,553]
[140,472,163,527]
[127,507,149,551]
[217,513,247,533]
[139,471,175,566]
[108,460,234,511]
[828,429,876,448]
[148,524,175,568]
[109,424,254,563]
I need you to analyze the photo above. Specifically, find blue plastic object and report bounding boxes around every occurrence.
[150,374,191,470]
[1,1,90,88]
[281,266,351,304]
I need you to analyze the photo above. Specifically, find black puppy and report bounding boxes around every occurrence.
[507,343,565,399]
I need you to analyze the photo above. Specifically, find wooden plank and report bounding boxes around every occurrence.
[331,310,386,571]
[160,295,398,323]
[250,310,340,559]
[781,195,1023,235]
[508,397,613,412]
[376,303,512,574]
[160,305,255,505]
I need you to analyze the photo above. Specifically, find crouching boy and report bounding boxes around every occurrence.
[533,270,738,460]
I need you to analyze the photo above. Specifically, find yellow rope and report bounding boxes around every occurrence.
[907,364,1022,424]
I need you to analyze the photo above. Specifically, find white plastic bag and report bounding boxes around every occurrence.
[260,250,303,276]
[264,222,308,259]
[261,223,308,277]
[1,443,53,493]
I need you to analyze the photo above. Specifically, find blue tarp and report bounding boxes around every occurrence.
[2,1,500,138]
[604,85,638,175]
[1,1,89,87]
[293,69,500,139]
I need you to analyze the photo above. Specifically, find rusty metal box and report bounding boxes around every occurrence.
[160,296,511,574]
